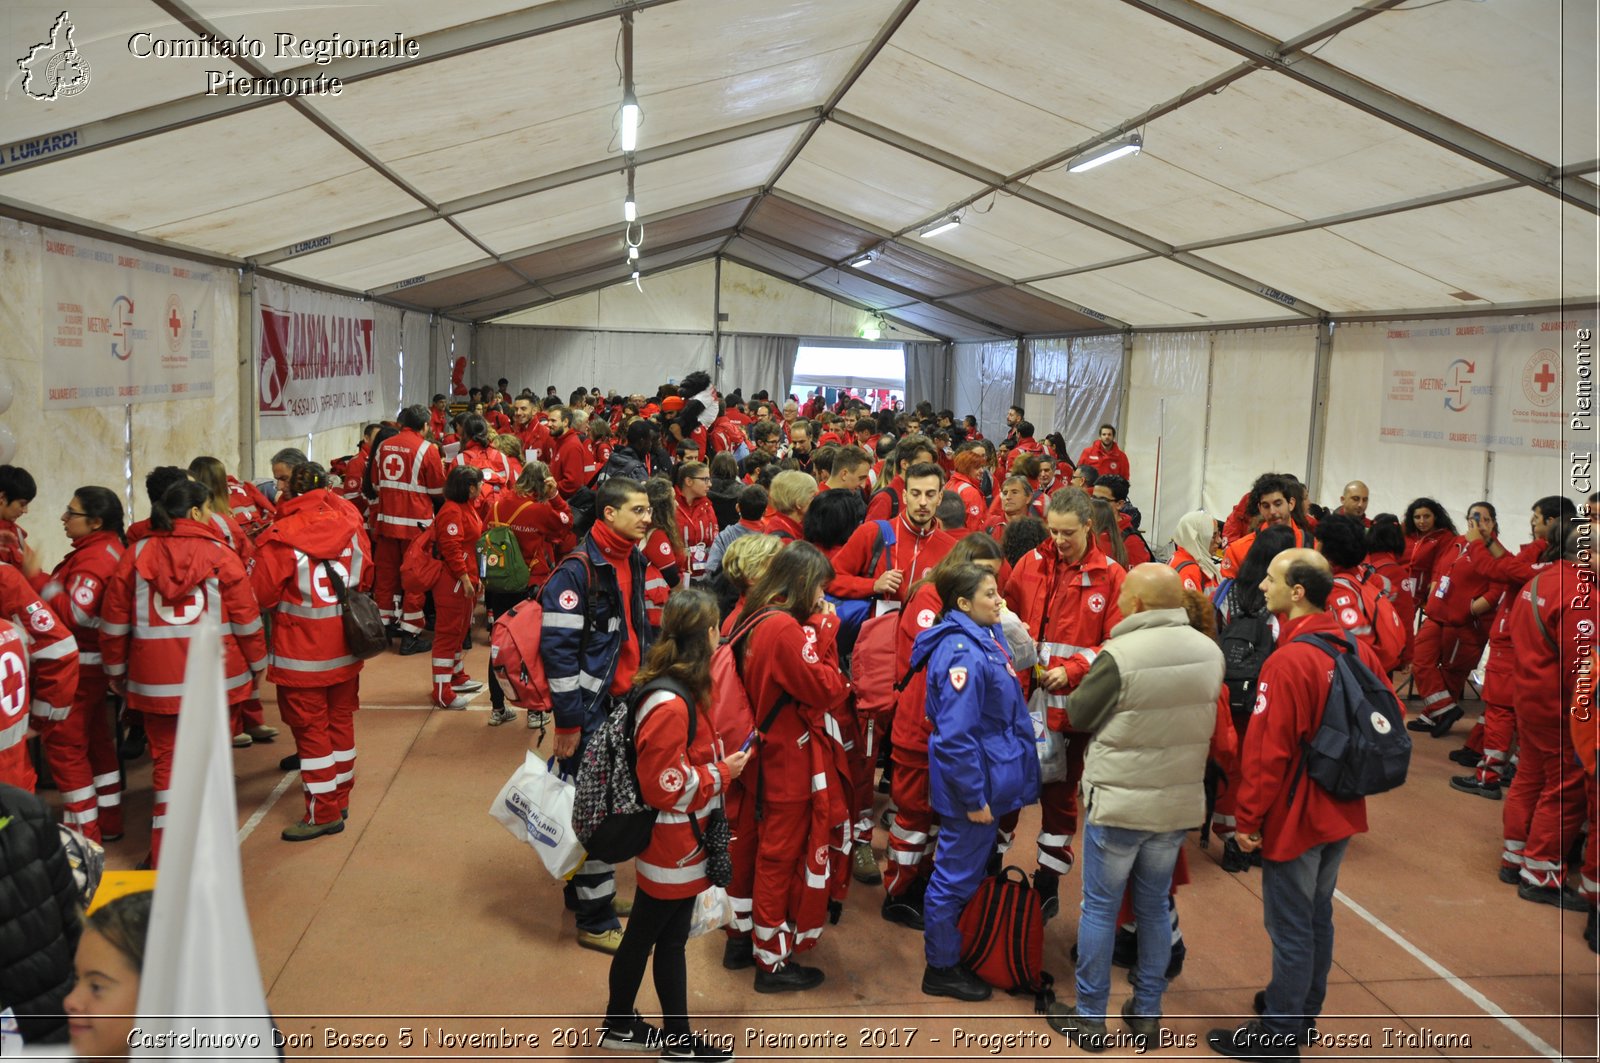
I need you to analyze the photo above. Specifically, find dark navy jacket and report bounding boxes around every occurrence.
[538,534,653,734]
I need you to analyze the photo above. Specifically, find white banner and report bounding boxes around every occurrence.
[256,276,378,436]
[41,229,221,408]
[1379,314,1593,456]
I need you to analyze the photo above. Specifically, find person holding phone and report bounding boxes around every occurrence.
[912,562,1039,1001]
[1408,501,1496,737]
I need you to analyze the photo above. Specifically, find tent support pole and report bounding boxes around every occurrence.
[1012,338,1030,418]
[712,257,723,391]
[240,269,257,479]
[1201,329,1216,515]
[1304,321,1334,501]
[1117,332,1134,438]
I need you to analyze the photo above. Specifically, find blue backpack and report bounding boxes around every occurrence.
[826,519,896,655]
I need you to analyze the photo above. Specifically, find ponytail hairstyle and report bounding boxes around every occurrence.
[72,486,126,544]
[631,587,719,709]
[935,562,998,616]
[461,413,492,447]
[151,479,212,532]
[186,457,233,517]
[287,462,329,499]
[443,465,481,505]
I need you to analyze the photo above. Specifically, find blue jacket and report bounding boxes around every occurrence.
[913,610,1039,819]
[538,534,653,733]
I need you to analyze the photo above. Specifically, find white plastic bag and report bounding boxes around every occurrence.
[688,886,733,938]
[490,751,585,880]
[1028,688,1067,785]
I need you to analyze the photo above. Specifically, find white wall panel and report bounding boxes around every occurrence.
[951,341,1018,443]
[597,261,714,331]
[475,326,713,397]
[1126,332,1209,551]
[1203,326,1318,518]
[718,261,877,339]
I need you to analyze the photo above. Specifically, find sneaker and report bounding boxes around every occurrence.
[1121,998,1160,1050]
[851,844,882,885]
[1449,774,1501,800]
[1033,870,1060,922]
[1252,990,1317,1046]
[722,936,754,971]
[1448,747,1481,766]
[660,1033,734,1062]
[487,707,518,726]
[1517,881,1591,911]
[881,892,925,930]
[1429,706,1463,737]
[1207,1020,1301,1060]
[527,710,549,731]
[598,1012,661,1053]
[1044,1004,1108,1053]
[433,693,472,710]
[921,963,991,1001]
[453,678,485,695]
[612,895,633,918]
[282,818,346,842]
[398,632,433,656]
[232,732,253,748]
[576,928,624,955]
[246,725,279,742]
[753,962,824,993]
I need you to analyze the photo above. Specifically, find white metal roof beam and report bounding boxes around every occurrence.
[252,111,815,267]
[828,114,1325,319]
[718,0,924,259]
[0,0,690,176]
[1119,0,1599,214]
[722,256,955,342]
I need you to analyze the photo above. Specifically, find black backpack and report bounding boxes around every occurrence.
[1287,632,1411,802]
[869,484,900,518]
[1217,582,1276,730]
[570,677,694,863]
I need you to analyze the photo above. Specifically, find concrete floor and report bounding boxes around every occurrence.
[64,627,1599,1061]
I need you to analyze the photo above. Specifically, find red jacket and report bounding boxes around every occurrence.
[373,428,446,541]
[453,441,522,503]
[429,407,448,441]
[35,530,123,673]
[947,471,987,533]
[0,563,79,749]
[1424,538,1489,630]
[1235,611,1381,861]
[336,444,371,518]
[735,609,851,803]
[250,490,373,688]
[827,515,955,601]
[100,520,266,713]
[1076,441,1130,481]
[1005,436,1044,476]
[550,429,593,497]
[484,490,575,586]
[1472,539,1547,703]
[512,420,554,465]
[865,476,905,522]
[1406,529,1457,602]
[709,416,747,456]
[210,512,254,567]
[0,520,27,569]
[226,476,275,537]
[633,689,731,900]
[761,512,804,543]
[1169,546,1216,595]
[1328,565,1407,673]
[1363,551,1415,639]
[890,583,942,759]
[1220,524,1309,580]
[1509,559,1592,722]
[676,491,718,581]
[433,501,483,582]
[1004,540,1126,706]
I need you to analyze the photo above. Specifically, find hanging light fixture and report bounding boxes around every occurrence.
[623,167,637,222]
[1066,131,1143,173]
[628,245,639,262]
[619,12,641,154]
[919,214,961,239]
[848,249,877,269]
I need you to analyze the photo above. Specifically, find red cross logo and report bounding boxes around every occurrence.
[168,307,182,339]
[1534,363,1555,392]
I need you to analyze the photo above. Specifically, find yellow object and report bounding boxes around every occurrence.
[87,871,156,914]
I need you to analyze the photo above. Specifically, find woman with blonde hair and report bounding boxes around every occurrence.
[762,470,817,543]
[715,532,784,628]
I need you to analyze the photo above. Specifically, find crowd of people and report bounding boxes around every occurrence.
[0,370,1595,1061]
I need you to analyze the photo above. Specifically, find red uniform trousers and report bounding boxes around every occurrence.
[841,708,876,841]
[41,667,122,841]
[430,571,477,703]
[1412,618,1486,723]
[145,713,180,868]
[279,678,359,825]
[1581,771,1600,902]
[1474,699,1515,784]
[232,696,266,736]
[994,731,1092,874]
[749,799,812,973]
[885,753,935,897]
[1501,715,1585,887]
[373,535,406,624]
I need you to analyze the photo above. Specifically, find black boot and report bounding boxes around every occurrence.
[921,963,991,1001]
[399,631,433,656]
[1033,870,1060,922]
[721,936,754,971]
[1221,836,1252,873]
[882,876,926,930]
[754,962,824,993]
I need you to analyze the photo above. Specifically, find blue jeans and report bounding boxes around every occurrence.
[1260,838,1350,1036]
[923,815,998,968]
[1074,823,1185,1022]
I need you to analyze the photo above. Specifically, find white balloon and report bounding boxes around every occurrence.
[0,424,16,464]
[0,371,13,414]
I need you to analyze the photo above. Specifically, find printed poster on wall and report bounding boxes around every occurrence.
[1379,314,1593,457]
[256,276,378,437]
[40,228,220,408]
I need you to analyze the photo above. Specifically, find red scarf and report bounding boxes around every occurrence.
[591,520,642,694]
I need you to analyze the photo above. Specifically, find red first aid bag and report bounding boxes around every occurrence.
[958,866,1054,1011]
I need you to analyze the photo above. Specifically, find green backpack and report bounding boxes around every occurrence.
[480,501,532,593]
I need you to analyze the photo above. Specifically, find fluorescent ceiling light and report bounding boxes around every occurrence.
[860,321,881,341]
[623,198,637,222]
[620,94,640,153]
[848,250,877,269]
[1066,132,1142,173]
[919,216,960,239]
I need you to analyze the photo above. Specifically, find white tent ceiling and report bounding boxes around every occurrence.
[1,0,1593,340]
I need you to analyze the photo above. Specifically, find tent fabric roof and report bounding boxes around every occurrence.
[2,0,1593,340]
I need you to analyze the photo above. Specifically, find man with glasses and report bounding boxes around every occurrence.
[674,462,718,582]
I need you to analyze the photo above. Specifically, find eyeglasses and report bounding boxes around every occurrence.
[63,509,89,519]
[690,475,712,482]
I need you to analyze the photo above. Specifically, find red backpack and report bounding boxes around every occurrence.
[489,553,596,710]
[958,865,1055,1011]
[709,609,792,746]
[849,611,902,718]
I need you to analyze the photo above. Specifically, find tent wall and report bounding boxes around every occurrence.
[474,326,716,397]
[1024,336,1126,458]
[952,340,1020,442]
[903,341,953,412]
